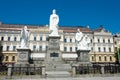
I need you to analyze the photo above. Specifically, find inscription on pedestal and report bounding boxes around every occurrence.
[17,49,31,64]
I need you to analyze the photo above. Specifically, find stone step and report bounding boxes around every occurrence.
[46,64,71,71]
[46,71,71,78]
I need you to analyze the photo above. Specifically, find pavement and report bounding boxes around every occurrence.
[0,75,120,80]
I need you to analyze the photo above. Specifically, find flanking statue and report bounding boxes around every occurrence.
[49,9,59,36]
[20,26,30,48]
[75,28,90,50]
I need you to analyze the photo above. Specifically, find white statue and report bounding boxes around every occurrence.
[49,9,59,36]
[75,29,90,50]
[20,26,30,48]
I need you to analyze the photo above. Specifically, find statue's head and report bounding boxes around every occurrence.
[24,26,27,30]
[77,28,80,32]
[52,9,56,14]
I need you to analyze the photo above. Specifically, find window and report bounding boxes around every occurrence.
[46,37,48,41]
[64,47,67,52]
[91,39,92,43]
[104,56,107,61]
[98,39,100,43]
[33,45,36,51]
[1,36,4,41]
[109,47,111,52]
[5,56,8,61]
[0,46,3,51]
[75,47,77,51]
[115,41,117,45]
[34,37,36,41]
[64,38,67,42]
[13,46,16,51]
[8,37,10,41]
[40,37,42,41]
[39,46,42,51]
[104,47,106,52]
[108,39,110,43]
[92,56,94,61]
[14,37,16,41]
[70,39,72,43]
[12,56,15,61]
[99,56,101,61]
[98,47,101,52]
[110,56,112,61]
[46,46,48,50]
[70,47,72,52]
[91,47,93,51]
[7,46,10,51]
[103,39,105,43]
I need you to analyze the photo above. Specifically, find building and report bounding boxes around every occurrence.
[0,23,116,65]
[113,33,120,63]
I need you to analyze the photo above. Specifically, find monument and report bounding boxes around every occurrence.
[75,28,90,64]
[49,9,59,36]
[17,26,31,64]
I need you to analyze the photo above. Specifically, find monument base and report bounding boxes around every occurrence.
[17,48,31,64]
[77,50,90,65]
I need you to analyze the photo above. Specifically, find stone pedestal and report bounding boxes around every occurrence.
[46,36,63,71]
[77,50,90,65]
[17,48,31,64]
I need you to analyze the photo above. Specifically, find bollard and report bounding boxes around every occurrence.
[6,64,12,79]
[42,65,46,78]
[72,66,76,77]
[101,64,105,74]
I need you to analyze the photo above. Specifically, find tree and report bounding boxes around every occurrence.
[115,48,120,64]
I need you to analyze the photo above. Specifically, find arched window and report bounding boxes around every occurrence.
[99,56,101,61]
[92,56,94,61]
[12,56,15,61]
[104,56,107,61]
[110,56,112,61]
[5,56,8,61]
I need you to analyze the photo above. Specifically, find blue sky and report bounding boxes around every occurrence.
[0,0,120,33]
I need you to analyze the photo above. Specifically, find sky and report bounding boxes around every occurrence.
[0,0,120,34]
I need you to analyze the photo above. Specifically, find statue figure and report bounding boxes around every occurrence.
[20,26,30,48]
[49,9,59,36]
[75,28,90,50]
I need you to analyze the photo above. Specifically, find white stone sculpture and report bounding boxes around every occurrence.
[75,28,90,50]
[49,9,59,36]
[20,26,30,48]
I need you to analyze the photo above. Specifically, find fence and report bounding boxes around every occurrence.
[0,64,120,76]
[76,64,120,74]
[0,64,42,76]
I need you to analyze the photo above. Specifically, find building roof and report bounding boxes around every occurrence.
[0,23,109,33]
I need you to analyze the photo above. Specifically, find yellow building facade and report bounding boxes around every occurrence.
[0,23,116,64]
